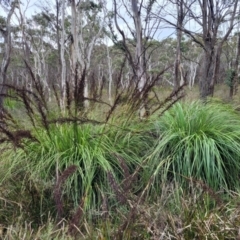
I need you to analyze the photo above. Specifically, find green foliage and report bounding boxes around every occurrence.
[149,101,240,190]
[0,148,56,225]
[4,97,19,109]
[2,100,240,238]
[0,16,6,28]
[225,69,235,87]
[80,0,102,11]
[2,75,240,238]
[6,117,151,213]
[113,39,135,52]
[3,90,22,110]
[32,12,53,29]
[180,41,189,53]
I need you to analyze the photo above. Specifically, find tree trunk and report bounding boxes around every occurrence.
[70,0,85,110]
[131,0,148,118]
[0,4,16,109]
[106,44,113,105]
[60,0,66,110]
[199,42,214,99]
[189,60,198,89]
[173,0,184,92]
[199,0,238,100]
[232,32,240,97]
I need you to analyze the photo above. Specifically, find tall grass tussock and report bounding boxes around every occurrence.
[151,100,240,190]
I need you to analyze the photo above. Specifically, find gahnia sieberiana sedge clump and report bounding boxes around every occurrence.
[148,101,240,191]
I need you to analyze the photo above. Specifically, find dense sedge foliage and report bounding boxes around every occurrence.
[18,121,150,208]
[1,97,240,238]
[150,101,240,190]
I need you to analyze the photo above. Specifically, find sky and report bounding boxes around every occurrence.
[0,0,175,40]
[0,0,238,43]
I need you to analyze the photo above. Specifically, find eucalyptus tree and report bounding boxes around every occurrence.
[29,0,69,108]
[105,41,113,104]
[131,0,147,117]
[22,11,60,100]
[0,0,17,109]
[60,0,66,109]
[112,0,169,118]
[199,0,238,99]
[221,32,240,98]
[232,20,240,97]
[159,0,239,99]
[168,0,188,91]
[69,0,107,109]
[189,0,239,99]
[40,0,66,104]
[185,40,201,88]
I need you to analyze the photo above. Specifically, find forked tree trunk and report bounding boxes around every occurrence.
[199,0,238,99]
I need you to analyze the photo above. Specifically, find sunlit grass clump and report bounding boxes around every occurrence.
[151,100,240,190]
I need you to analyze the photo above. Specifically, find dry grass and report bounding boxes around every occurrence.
[1,182,240,239]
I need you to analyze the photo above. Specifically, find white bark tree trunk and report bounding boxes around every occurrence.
[0,3,16,109]
[189,61,198,89]
[60,0,66,110]
[131,0,147,118]
[106,44,113,105]
[70,0,105,109]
